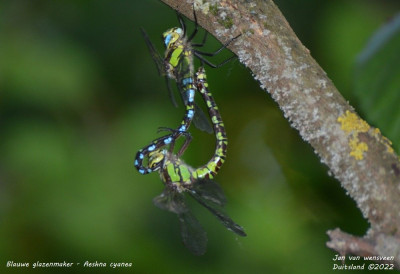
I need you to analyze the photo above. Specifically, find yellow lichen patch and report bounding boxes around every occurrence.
[349,136,368,160]
[373,128,395,154]
[337,110,370,160]
[337,110,370,134]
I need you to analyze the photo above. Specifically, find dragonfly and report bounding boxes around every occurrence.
[140,7,240,135]
[145,67,246,255]
[135,9,240,174]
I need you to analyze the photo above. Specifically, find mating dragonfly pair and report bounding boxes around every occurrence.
[134,8,246,255]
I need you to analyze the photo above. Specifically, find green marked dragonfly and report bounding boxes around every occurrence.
[140,7,240,134]
[146,67,246,255]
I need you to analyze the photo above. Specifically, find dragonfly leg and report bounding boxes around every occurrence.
[157,126,173,133]
[177,12,186,35]
[176,131,192,157]
[157,127,192,156]
[187,4,199,42]
[194,53,237,68]
[177,4,204,45]
[191,31,208,47]
[194,34,241,56]
[157,127,178,153]
[193,34,241,68]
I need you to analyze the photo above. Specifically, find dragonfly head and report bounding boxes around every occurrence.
[162,27,183,49]
[148,149,166,171]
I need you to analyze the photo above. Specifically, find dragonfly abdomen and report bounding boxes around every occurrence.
[193,67,227,179]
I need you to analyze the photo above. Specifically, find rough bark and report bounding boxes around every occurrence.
[159,0,400,267]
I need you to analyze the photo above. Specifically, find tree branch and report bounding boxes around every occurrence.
[160,0,400,266]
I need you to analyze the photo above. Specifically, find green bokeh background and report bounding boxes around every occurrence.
[1,0,399,273]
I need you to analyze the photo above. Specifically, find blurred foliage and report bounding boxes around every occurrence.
[1,0,399,273]
[353,12,400,151]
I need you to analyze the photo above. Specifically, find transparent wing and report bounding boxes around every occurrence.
[189,180,247,237]
[153,188,208,255]
[193,104,214,134]
[191,179,227,206]
[179,211,207,256]
[140,28,178,107]
[153,188,188,214]
[140,27,164,76]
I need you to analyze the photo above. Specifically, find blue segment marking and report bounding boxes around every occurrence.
[148,145,156,151]
[182,77,193,85]
[164,137,173,144]
[179,125,186,132]
[188,109,194,118]
[187,89,195,102]
[134,159,139,166]
[139,153,144,159]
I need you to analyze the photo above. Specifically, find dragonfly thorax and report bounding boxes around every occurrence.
[163,27,184,50]
[160,151,194,193]
[162,25,197,86]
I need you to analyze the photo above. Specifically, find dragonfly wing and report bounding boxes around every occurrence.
[153,188,188,214]
[189,187,247,237]
[140,28,164,76]
[165,76,179,108]
[141,28,179,108]
[178,211,208,256]
[193,104,214,134]
[191,179,227,206]
[153,188,208,255]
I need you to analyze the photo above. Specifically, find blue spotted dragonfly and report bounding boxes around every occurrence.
[140,8,240,135]
[138,67,246,255]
